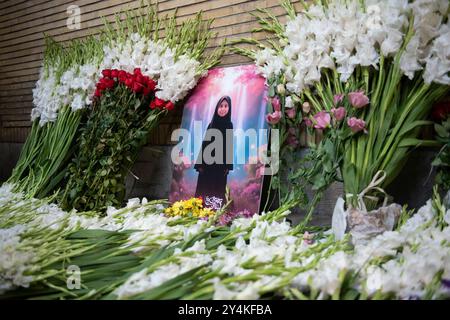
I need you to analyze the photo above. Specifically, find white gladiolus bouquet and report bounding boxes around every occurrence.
[100,33,204,104]
[251,0,449,89]
[8,37,104,199]
[31,60,100,126]
[110,192,450,300]
[0,184,215,298]
[1,182,449,300]
[236,0,450,215]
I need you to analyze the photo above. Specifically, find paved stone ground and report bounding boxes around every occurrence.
[0,143,439,227]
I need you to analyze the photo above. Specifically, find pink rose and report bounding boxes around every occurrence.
[347,117,366,133]
[348,91,369,108]
[286,108,296,119]
[272,96,281,112]
[266,111,282,125]
[331,107,346,121]
[313,111,331,129]
[333,94,344,106]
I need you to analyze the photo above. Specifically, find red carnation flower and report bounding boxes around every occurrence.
[111,69,119,78]
[147,79,156,91]
[133,68,142,76]
[94,89,102,97]
[165,101,175,111]
[97,82,106,91]
[142,87,151,96]
[132,82,143,93]
[150,97,166,109]
[125,78,134,89]
[104,78,115,89]
[102,69,111,78]
[118,70,127,82]
[432,101,450,122]
[136,74,147,85]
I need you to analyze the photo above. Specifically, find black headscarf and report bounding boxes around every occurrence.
[210,96,232,129]
[194,96,233,171]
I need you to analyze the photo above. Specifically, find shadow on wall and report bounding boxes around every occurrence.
[0,143,438,224]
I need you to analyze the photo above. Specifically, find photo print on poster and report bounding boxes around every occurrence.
[170,65,269,215]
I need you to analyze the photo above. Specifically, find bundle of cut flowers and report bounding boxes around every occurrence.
[59,8,222,212]
[164,197,215,219]
[59,66,162,211]
[6,3,222,211]
[2,181,449,300]
[7,37,103,199]
[0,183,293,300]
[100,190,450,300]
[0,184,220,299]
[236,0,450,215]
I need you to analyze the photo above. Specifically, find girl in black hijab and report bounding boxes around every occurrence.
[194,96,234,207]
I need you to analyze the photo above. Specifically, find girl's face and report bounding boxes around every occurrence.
[218,100,229,117]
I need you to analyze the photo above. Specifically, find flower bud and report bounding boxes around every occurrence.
[302,101,311,114]
[276,84,286,95]
[348,91,369,109]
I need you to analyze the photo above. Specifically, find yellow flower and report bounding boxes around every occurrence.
[194,197,203,207]
[165,197,215,219]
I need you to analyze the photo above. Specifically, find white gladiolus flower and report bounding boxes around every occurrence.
[254,48,276,67]
[70,94,85,111]
[0,186,215,293]
[2,181,449,299]
[213,278,240,299]
[156,54,202,103]
[100,35,205,104]
[253,0,448,93]
[285,96,294,109]
[400,35,423,79]
[31,62,99,125]
[423,21,450,85]
[115,239,212,299]
[31,31,206,124]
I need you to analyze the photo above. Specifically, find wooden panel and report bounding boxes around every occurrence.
[0,0,300,143]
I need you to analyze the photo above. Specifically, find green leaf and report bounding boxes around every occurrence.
[435,123,449,139]
[398,120,433,137]
[268,85,275,97]
[398,138,440,148]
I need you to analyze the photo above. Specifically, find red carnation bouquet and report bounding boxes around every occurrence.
[61,68,173,211]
